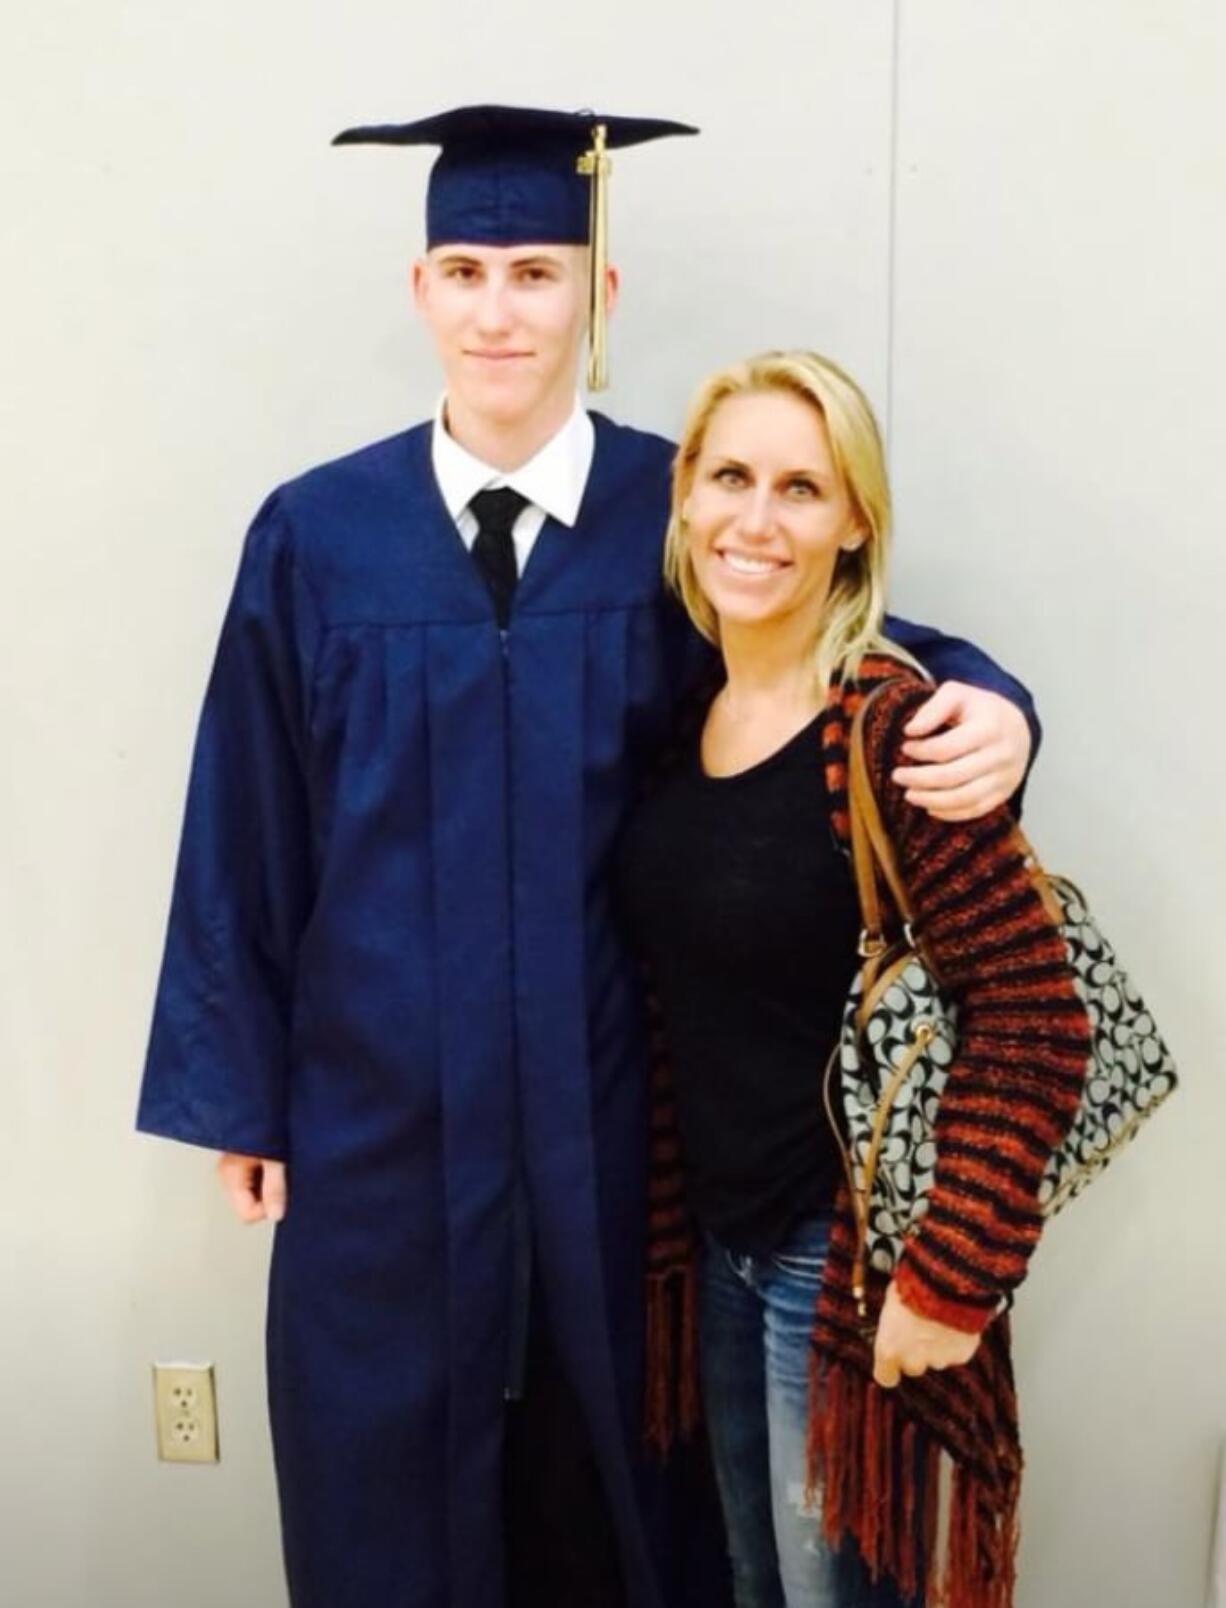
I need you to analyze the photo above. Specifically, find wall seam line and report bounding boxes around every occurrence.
[885,0,903,456]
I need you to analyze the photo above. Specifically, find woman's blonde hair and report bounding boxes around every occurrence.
[663,350,915,691]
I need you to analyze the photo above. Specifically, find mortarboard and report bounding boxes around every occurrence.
[332,104,698,389]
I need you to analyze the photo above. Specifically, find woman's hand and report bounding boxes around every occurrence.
[217,1153,288,1223]
[890,682,1031,821]
[872,1280,981,1388]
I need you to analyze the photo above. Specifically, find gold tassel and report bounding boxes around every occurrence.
[576,122,611,391]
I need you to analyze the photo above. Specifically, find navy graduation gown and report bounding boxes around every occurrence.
[138,413,1036,1608]
[140,416,691,1608]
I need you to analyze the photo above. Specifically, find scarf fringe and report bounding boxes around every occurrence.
[808,1354,1019,1608]
[644,1263,700,1456]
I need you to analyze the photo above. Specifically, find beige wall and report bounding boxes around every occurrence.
[886,9,1226,1607]
[2,3,1222,1604]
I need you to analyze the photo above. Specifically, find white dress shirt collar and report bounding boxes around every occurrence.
[431,395,595,529]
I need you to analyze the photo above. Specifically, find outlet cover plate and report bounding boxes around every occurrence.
[153,1363,219,1463]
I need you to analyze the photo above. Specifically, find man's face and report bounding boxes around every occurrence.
[413,243,601,433]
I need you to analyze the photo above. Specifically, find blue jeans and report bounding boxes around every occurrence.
[699,1215,921,1608]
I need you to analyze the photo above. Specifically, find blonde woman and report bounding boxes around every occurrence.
[621,353,1090,1608]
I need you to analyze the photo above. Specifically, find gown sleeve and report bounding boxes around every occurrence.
[136,492,322,1159]
[883,613,1042,780]
[859,678,1091,1333]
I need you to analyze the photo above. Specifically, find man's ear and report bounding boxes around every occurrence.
[411,257,430,315]
[603,265,620,319]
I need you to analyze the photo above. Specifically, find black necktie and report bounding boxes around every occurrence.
[469,487,528,628]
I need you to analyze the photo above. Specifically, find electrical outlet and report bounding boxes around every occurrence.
[153,1363,219,1463]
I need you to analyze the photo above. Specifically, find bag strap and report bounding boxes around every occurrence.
[847,683,916,945]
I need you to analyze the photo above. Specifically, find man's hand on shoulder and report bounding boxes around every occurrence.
[889,681,1031,822]
[217,1153,288,1223]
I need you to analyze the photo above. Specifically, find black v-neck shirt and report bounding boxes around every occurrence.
[618,711,862,1254]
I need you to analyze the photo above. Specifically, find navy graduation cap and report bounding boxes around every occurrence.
[333,103,698,388]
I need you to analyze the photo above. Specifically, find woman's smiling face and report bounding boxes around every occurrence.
[683,388,864,635]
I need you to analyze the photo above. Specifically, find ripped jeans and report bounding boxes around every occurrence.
[699,1215,921,1608]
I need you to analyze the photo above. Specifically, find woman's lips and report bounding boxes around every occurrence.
[716,549,790,577]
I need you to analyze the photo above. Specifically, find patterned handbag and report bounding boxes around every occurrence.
[826,685,1178,1316]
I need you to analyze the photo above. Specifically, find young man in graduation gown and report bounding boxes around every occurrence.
[137,106,1042,1608]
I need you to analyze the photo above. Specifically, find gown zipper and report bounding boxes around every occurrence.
[499,622,534,1400]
